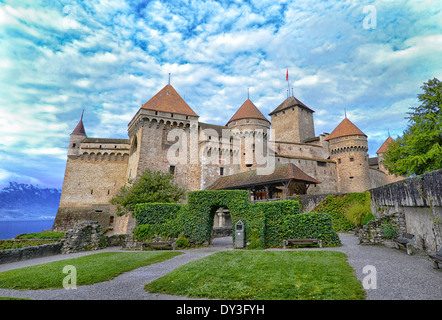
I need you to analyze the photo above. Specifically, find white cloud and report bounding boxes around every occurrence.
[1,0,441,187]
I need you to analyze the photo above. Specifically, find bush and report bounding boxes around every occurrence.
[256,200,300,247]
[175,236,190,248]
[380,223,398,239]
[283,213,341,246]
[134,190,340,248]
[133,224,154,241]
[361,213,375,225]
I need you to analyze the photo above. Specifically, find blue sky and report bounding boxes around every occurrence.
[1,0,441,189]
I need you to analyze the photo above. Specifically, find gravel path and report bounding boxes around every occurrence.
[0,234,440,300]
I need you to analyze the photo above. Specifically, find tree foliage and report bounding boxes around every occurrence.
[110,169,186,216]
[383,78,442,176]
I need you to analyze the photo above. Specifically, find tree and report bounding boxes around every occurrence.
[383,78,442,176]
[110,169,186,216]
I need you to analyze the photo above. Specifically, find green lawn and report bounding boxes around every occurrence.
[0,251,181,290]
[145,250,365,300]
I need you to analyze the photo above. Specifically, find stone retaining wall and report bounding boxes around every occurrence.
[369,169,442,253]
[0,242,63,265]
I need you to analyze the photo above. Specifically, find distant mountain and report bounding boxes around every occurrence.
[0,182,61,221]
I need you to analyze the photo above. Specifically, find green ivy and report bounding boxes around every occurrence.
[134,190,340,248]
[311,192,372,232]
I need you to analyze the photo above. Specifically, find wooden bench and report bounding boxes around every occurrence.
[428,247,442,269]
[393,233,415,255]
[141,241,176,250]
[283,238,323,249]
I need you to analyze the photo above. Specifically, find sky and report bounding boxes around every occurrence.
[1,0,441,189]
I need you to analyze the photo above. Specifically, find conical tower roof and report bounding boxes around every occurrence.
[269,96,314,116]
[325,118,366,141]
[141,84,198,117]
[226,99,269,125]
[71,110,86,136]
[376,136,395,154]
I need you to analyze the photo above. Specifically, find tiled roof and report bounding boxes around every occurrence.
[208,163,320,190]
[324,118,366,141]
[226,99,270,125]
[82,138,130,144]
[141,84,198,117]
[71,112,86,136]
[376,136,395,154]
[269,96,315,116]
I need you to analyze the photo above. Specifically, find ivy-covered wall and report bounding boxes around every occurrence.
[133,190,340,248]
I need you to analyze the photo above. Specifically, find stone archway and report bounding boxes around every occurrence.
[212,207,232,238]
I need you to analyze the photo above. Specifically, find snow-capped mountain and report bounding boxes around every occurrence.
[0,182,61,221]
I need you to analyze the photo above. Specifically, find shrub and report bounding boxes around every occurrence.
[133,224,154,241]
[380,223,398,239]
[110,169,186,216]
[283,213,341,246]
[361,213,375,225]
[175,236,190,248]
[134,190,340,248]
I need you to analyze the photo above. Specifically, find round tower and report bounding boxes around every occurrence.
[226,98,271,171]
[68,110,87,157]
[325,117,371,193]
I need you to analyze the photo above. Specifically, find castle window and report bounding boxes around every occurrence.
[110,216,114,224]
[220,167,224,176]
[171,113,174,118]
[155,111,158,115]
[108,189,110,195]
[350,157,354,162]
[349,176,354,179]
[72,143,76,148]
[338,158,341,164]
[169,165,176,175]
[317,161,326,167]
[91,189,93,195]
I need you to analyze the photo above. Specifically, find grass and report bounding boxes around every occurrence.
[145,250,365,300]
[0,251,181,290]
[15,232,65,240]
[0,239,60,250]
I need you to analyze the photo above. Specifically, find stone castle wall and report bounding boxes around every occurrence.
[370,169,442,252]
[270,106,314,144]
[328,135,371,193]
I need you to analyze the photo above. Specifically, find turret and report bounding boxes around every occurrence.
[226,98,271,171]
[325,117,370,193]
[68,110,87,157]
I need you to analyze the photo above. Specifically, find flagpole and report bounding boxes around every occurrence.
[286,69,290,99]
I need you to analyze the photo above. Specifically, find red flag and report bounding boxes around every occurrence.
[286,69,288,81]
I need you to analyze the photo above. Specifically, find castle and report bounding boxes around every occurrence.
[53,82,403,234]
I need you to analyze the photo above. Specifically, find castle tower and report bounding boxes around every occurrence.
[325,117,371,193]
[126,83,200,191]
[68,110,87,157]
[269,95,315,143]
[376,136,404,184]
[226,98,271,171]
[376,136,394,172]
